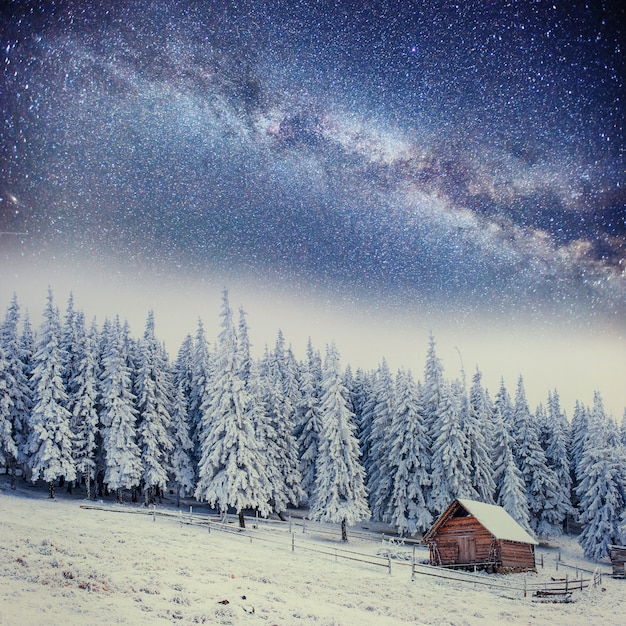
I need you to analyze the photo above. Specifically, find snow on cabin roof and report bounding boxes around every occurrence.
[455,498,538,545]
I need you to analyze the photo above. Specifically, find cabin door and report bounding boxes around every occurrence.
[458,536,476,564]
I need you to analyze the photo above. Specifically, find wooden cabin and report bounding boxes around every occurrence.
[609,545,626,578]
[423,498,538,573]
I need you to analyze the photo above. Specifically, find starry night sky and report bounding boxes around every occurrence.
[1,1,625,415]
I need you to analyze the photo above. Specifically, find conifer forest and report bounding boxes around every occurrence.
[1,288,625,560]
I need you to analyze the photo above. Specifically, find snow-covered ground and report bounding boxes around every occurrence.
[1,476,624,625]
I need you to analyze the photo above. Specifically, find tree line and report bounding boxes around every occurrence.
[0,288,625,554]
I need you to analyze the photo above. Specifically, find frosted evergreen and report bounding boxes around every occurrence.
[100,317,142,500]
[295,339,323,503]
[385,370,432,536]
[169,379,196,502]
[195,292,270,520]
[27,289,76,493]
[135,311,173,504]
[430,379,476,515]
[577,391,626,559]
[0,342,18,467]
[310,344,370,540]
[465,369,496,504]
[71,316,100,498]
[513,378,561,539]
[0,294,32,471]
[367,359,396,520]
[256,343,304,513]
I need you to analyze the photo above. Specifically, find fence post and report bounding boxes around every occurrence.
[523,577,527,598]
[303,518,306,534]
[189,506,193,523]
[555,555,559,571]
[388,556,392,575]
[565,573,568,593]
[289,515,292,534]
[152,504,156,522]
[292,533,295,553]
[540,554,543,568]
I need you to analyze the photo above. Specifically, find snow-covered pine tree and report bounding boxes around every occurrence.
[490,378,530,528]
[61,293,81,421]
[569,400,590,508]
[512,377,561,539]
[173,334,194,399]
[194,291,270,526]
[27,289,76,498]
[544,390,574,533]
[100,316,142,503]
[430,379,476,515]
[385,369,432,536]
[310,343,370,541]
[188,320,211,466]
[465,369,496,504]
[422,332,445,441]
[169,379,195,506]
[498,446,532,532]
[256,344,304,515]
[356,369,377,474]
[135,311,173,505]
[71,315,100,499]
[0,295,32,481]
[366,360,396,520]
[0,342,18,473]
[576,391,626,559]
[294,339,323,503]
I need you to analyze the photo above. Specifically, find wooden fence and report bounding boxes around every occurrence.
[80,504,604,599]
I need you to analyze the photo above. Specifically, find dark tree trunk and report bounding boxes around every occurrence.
[117,488,123,504]
[49,481,55,499]
[67,480,72,494]
[238,511,246,529]
[341,518,348,542]
[59,475,65,488]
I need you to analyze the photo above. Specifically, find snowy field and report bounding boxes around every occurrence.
[1,476,624,626]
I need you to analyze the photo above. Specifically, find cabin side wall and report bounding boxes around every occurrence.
[499,540,536,572]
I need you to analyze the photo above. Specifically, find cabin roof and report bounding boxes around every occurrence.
[425,498,538,545]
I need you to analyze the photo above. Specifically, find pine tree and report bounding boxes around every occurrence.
[169,379,195,506]
[295,339,323,503]
[194,292,270,526]
[135,311,173,505]
[188,320,211,466]
[569,400,590,511]
[430,379,476,514]
[513,377,561,539]
[490,379,530,528]
[100,317,142,503]
[498,447,532,532]
[0,294,32,480]
[367,359,396,520]
[71,316,100,499]
[385,370,432,536]
[544,390,574,533]
[577,391,626,559]
[310,344,370,541]
[465,369,495,503]
[0,342,18,471]
[422,332,445,439]
[256,345,304,515]
[27,289,76,498]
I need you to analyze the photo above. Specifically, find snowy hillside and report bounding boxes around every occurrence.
[1,477,624,626]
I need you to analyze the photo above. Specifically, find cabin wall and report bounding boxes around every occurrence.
[428,516,494,566]
[499,540,536,572]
